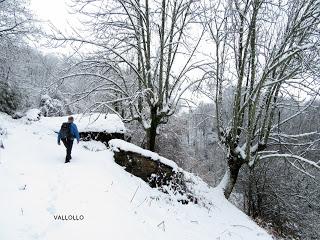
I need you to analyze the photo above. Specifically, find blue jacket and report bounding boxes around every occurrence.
[57,123,80,143]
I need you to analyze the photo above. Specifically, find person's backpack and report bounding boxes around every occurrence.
[60,122,72,139]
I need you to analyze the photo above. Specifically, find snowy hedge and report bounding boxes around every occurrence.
[40,94,66,117]
[0,81,22,115]
[25,108,41,121]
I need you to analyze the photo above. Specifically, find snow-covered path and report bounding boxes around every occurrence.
[0,114,272,240]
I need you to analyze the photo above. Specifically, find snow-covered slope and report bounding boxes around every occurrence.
[0,113,272,240]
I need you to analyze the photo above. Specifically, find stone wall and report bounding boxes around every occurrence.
[111,147,197,204]
[80,132,124,144]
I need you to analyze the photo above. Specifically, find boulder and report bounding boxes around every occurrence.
[109,139,197,204]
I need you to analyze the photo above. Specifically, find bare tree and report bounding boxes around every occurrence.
[202,0,320,198]
[0,0,33,40]
[236,101,320,238]
[53,0,205,150]
[0,0,41,113]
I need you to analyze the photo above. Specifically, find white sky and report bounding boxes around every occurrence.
[29,0,79,54]
[30,0,71,30]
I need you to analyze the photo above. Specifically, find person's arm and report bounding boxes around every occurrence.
[72,124,80,143]
[57,130,61,145]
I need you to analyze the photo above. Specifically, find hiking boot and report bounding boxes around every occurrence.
[65,157,70,163]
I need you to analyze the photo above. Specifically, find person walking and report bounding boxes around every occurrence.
[57,116,80,163]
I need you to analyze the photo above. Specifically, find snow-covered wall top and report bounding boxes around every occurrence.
[43,113,126,134]
[109,139,179,170]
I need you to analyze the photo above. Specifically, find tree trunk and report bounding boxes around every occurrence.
[220,155,243,199]
[146,125,157,151]
[146,107,158,151]
[247,168,254,217]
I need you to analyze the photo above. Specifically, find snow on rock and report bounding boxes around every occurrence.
[24,108,41,121]
[109,140,192,202]
[80,140,107,152]
[42,113,126,134]
[12,111,25,119]
[0,113,273,240]
[109,139,178,170]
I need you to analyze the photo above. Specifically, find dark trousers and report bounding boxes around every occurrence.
[61,138,74,163]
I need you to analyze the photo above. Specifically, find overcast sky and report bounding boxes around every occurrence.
[29,0,78,54]
[30,0,70,30]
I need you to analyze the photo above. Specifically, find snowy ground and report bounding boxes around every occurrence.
[0,113,273,240]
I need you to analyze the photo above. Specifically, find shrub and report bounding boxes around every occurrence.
[0,81,22,114]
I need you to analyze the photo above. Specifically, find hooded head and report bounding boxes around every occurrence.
[68,116,74,123]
